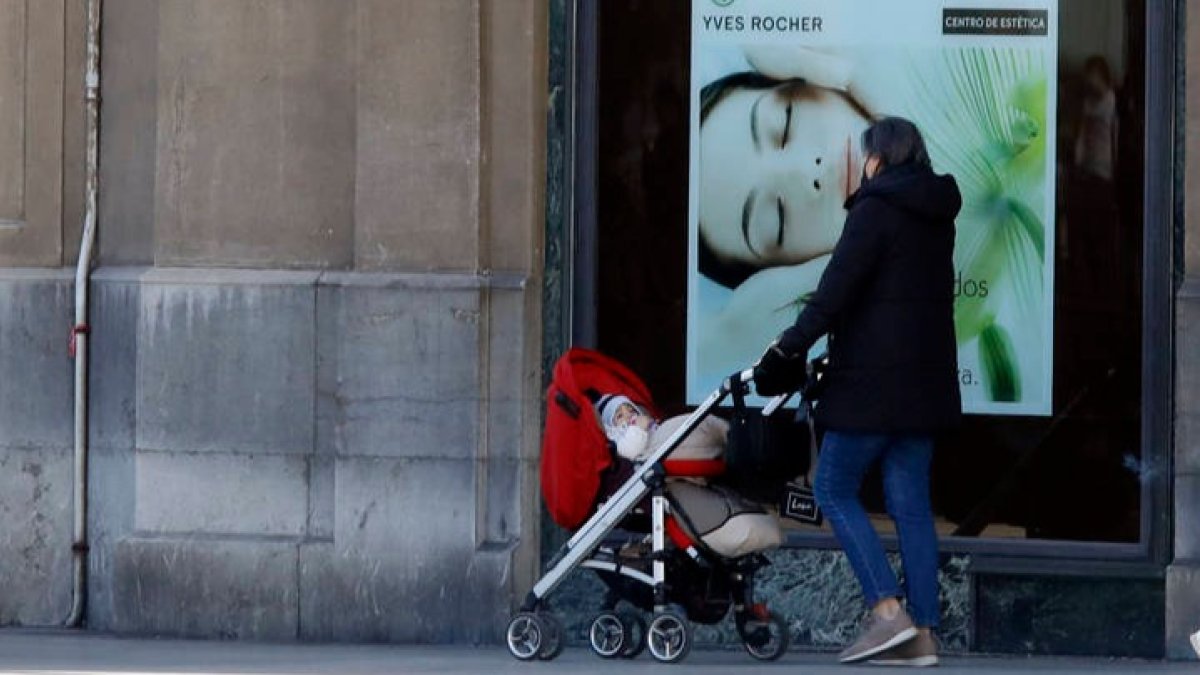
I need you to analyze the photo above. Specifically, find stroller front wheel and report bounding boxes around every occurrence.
[647,611,691,663]
[538,613,565,660]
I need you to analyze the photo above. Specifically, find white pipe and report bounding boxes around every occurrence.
[66,0,102,629]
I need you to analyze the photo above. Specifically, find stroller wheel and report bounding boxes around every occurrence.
[505,612,546,661]
[538,613,565,660]
[737,610,790,661]
[619,611,647,659]
[588,612,626,658]
[647,611,691,663]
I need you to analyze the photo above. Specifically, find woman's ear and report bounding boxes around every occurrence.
[864,155,883,179]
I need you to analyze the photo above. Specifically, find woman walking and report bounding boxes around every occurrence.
[755,116,962,667]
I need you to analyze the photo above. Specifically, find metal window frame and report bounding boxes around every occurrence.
[550,0,1177,574]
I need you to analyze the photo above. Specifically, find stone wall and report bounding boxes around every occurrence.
[0,0,547,642]
[1167,0,1199,660]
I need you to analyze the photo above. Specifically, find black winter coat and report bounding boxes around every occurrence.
[779,163,963,433]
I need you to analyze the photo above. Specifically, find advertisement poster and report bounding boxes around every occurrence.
[687,0,1058,415]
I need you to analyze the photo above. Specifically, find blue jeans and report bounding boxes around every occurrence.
[813,430,940,628]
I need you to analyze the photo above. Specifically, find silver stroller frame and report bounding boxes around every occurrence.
[505,370,792,663]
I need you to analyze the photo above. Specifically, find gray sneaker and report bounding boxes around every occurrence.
[868,630,939,667]
[838,610,918,663]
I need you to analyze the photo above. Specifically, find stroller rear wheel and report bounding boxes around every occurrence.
[538,613,565,660]
[588,612,625,658]
[737,609,790,661]
[505,612,544,661]
[647,611,691,663]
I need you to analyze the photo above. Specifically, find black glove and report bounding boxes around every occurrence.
[753,341,807,397]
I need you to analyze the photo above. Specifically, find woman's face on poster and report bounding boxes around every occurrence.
[700,82,869,269]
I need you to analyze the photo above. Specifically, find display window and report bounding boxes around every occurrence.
[574,0,1167,552]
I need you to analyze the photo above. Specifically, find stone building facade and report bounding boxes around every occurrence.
[0,0,1199,660]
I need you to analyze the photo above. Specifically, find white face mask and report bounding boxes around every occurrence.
[615,424,650,461]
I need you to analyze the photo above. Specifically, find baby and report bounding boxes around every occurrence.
[592,394,782,559]
[594,394,727,463]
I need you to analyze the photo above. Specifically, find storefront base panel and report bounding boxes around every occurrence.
[1165,562,1200,659]
[974,574,1165,658]
[546,547,972,652]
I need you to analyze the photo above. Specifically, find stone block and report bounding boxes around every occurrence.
[316,276,479,459]
[296,456,514,642]
[481,0,543,273]
[334,456,474,555]
[97,0,159,265]
[0,1,65,266]
[1166,562,1200,660]
[0,1,28,219]
[974,574,1164,658]
[307,455,334,539]
[355,0,480,271]
[299,528,515,644]
[154,0,355,268]
[484,286,529,464]
[136,269,317,455]
[134,450,308,537]
[0,270,74,450]
[1176,473,1200,561]
[1177,288,1200,474]
[481,459,521,546]
[85,445,137,631]
[0,446,72,625]
[89,269,144,452]
[112,536,297,640]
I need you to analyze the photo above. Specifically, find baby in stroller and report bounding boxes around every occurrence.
[505,348,790,664]
[593,393,783,559]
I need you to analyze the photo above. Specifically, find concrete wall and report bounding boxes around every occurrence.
[1167,0,1200,660]
[0,0,547,641]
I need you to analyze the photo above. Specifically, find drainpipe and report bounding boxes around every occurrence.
[66,0,102,629]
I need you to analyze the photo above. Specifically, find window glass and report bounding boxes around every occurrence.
[594,0,1144,543]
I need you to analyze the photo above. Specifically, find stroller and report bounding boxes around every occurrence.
[504,348,792,664]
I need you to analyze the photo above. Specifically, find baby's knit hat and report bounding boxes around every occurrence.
[594,394,634,430]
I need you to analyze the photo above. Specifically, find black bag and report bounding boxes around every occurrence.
[722,379,805,504]
[779,400,823,526]
[777,354,829,525]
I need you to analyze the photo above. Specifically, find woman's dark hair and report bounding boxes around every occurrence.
[860,116,931,172]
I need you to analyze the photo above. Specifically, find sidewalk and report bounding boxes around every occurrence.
[0,630,1194,675]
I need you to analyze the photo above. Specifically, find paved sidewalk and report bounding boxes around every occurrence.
[0,630,1195,674]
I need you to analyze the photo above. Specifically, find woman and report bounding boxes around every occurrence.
[755,117,962,666]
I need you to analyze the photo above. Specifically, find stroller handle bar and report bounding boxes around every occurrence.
[762,393,792,416]
[730,368,792,416]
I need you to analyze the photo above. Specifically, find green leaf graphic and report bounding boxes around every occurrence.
[979,322,1020,402]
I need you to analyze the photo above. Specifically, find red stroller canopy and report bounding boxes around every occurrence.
[541,348,659,530]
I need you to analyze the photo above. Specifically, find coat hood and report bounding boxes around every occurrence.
[847,163,962,223]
